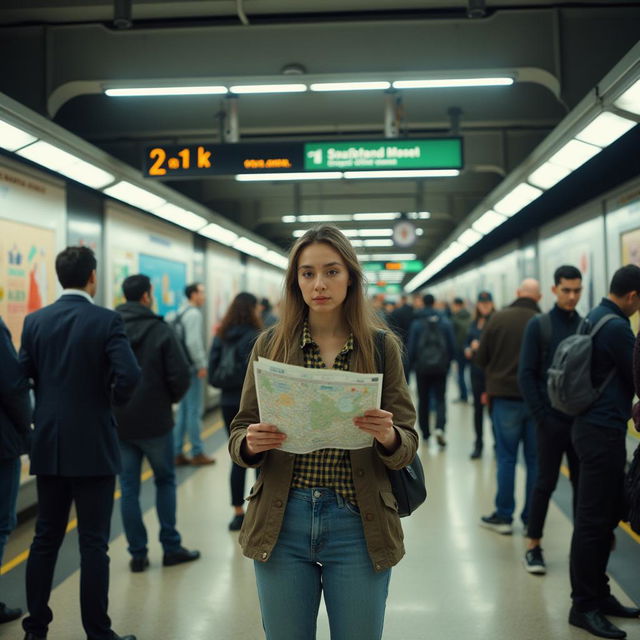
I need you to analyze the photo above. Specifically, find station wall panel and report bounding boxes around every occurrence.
[104,202,194,316]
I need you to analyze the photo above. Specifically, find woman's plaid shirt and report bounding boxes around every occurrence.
[290,322,358,504]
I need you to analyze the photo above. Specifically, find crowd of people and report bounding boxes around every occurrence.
[0,235,639,640]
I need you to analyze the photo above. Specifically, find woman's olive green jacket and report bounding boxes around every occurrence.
[229,329,418,572]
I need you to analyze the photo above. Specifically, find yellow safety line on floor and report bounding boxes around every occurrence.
[560,464,640,545]
[0,419,224,576]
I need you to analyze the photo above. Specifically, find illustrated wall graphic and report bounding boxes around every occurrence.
[138,253,187,317]
[0,219,56,347]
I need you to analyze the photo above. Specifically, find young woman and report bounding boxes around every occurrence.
[464,291,495,459]
[229,225,417,640]
[208,293,262,531]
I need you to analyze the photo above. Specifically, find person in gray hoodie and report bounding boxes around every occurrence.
[169,282,215,465]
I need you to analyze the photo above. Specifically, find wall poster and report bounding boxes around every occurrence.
[0,219,57,346]
[138,253,187,317]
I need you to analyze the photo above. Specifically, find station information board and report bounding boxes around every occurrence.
[143,138,462,178]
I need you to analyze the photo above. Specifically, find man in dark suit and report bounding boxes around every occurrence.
[0,317,31,624]
[19,246,141,640]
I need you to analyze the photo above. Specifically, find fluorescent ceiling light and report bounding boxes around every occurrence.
[369,253,417,261]
[199,222,239,245]
[17,140,79,171]
[350,240,365,247]
[229,84,307,94]
[236,172,342,181]
[103,181,166,210]
[296,214,352,222]
[416,228,424,236]
[340,229,359,237]
[344,170,459,179]
[472,210,507,234]
[105,86,228,96]
[150,203,207,231]
[528,162,570,190]
[352,212,402,221]
[363,239,394,247]
[16,141,116,189]
[392,77,513,89]
[358,229,394,237]
[575,112,636,148]
[281,215,297,223]
[310,81,390,92]
[264,250,288,270]
[0,120,37,151]
[56,159,115,189]
[458,228,483,247]
[614,78,640,115]
[548,139,600,170]
[493,183,542,217]
[233,236,269,257]
[407,211,431,219]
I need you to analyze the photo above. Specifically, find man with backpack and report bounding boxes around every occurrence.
[518,265,583,575]
[407,293,455,446]
[169,282,215,465]
[114,275,200,572]
[567,265,640,640]
[475,278,541,535]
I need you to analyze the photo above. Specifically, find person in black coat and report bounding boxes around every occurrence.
[464,291,495,459]
[19,246,141,640]
[0,317,31,624]
[113,274,200,573]
[208,292,262,531]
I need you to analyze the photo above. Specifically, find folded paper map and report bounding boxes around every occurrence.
[253,357,383,454]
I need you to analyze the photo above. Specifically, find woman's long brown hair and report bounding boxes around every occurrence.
[217,292,262,339]
[266,225,398,373]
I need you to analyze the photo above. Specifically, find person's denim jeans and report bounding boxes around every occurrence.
[0,457,21,564]
[119,433,181,558]
[254,488,391,640]
[173,372,204,456]
[455,351,469,401]
[491,397,538,523]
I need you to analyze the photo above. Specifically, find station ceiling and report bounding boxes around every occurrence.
[0,1,639,286]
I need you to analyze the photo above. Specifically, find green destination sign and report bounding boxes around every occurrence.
[304,138,462,171]
[362,260,424,272]
[370,284,403,294]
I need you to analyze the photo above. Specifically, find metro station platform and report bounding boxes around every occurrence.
[2,394,639,640]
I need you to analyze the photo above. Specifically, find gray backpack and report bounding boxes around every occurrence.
[546,314,617,416]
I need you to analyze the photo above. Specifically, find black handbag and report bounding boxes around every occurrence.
[374,330,427,517]
[387,453,427,517]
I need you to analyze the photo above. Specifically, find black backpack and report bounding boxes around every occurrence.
[546,314,617,416]
[415,316,449,376]
[208,339,245,390]
[168,308,193,366]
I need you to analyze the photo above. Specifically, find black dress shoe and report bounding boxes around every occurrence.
[23,633,47,640]
[601,594,640,619]
[569,607,627,639]
[162,546,200,566]
[0,601,22,623]
[129,556,149,573]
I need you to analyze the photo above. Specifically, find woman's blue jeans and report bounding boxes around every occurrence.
[254,488,391,640]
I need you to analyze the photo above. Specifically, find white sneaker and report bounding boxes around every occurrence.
[435,429,446,447]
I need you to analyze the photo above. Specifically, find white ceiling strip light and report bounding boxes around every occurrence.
[493,183,543,217]
[310,81,391,92]
[613,78,640,115]
[105,86,228,96]
[0,119,37,151]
